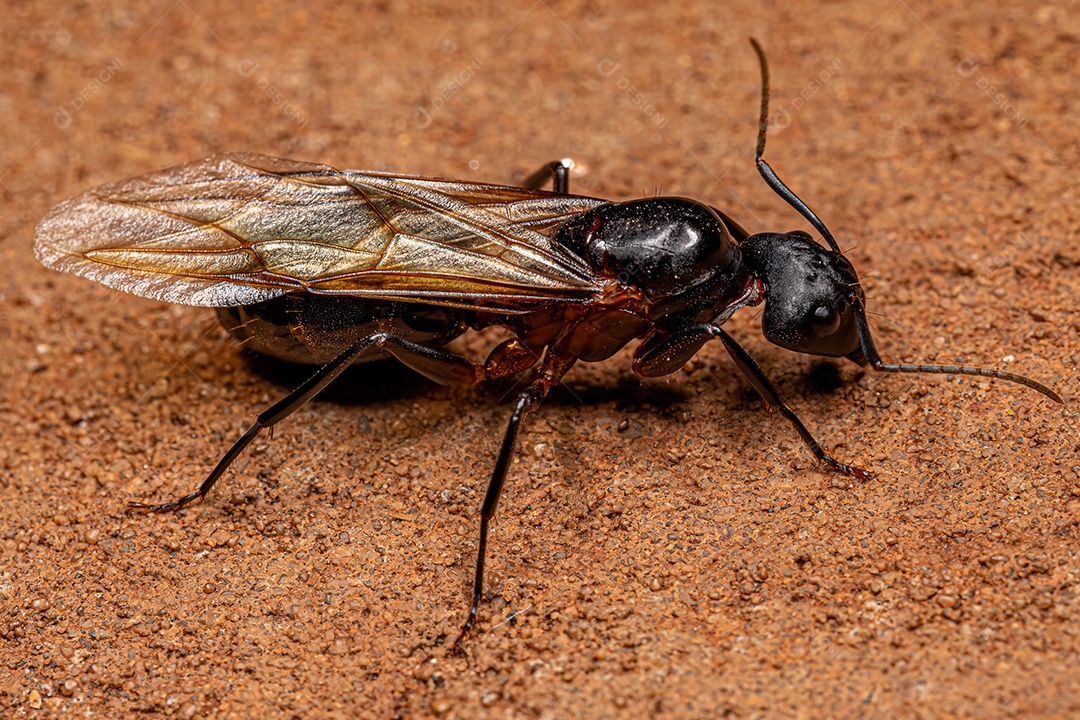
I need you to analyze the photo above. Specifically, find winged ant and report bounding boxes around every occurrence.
[34,40,1062,644]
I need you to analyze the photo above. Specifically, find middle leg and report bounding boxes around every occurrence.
[454,347,577,645]
[522,159,573,193]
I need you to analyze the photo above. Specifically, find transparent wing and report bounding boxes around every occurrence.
[34,153,610,311]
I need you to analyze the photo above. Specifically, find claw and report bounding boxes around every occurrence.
[126,491,204,514]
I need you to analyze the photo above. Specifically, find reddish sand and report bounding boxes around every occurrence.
[2,2,1077,717]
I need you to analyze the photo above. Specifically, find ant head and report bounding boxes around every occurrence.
[742,38,1060,404]
[745,38,871,363]
[741,230,864,361]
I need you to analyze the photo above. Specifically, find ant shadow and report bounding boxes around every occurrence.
[802,360,849,395]
[234,347,851,413]
[239,351,441,406]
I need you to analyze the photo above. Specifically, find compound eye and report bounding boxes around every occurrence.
[811,304,841,337]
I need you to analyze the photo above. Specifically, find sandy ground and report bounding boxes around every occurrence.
[2,1,1078,718]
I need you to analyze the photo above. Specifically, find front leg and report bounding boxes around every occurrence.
[633,323,870,479]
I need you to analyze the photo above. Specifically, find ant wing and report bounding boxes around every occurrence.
[34,153,608,312]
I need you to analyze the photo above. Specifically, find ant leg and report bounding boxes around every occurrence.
[522,159,573,193]
[453,383,544,647]
[633,323,869,479]
[708,325,870,479]
[454,350,576,646]
[127,332,528,514]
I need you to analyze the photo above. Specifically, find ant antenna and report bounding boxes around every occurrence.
[748,38,1062,405]
[750,38,842,254]
[851,301,1062,402]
